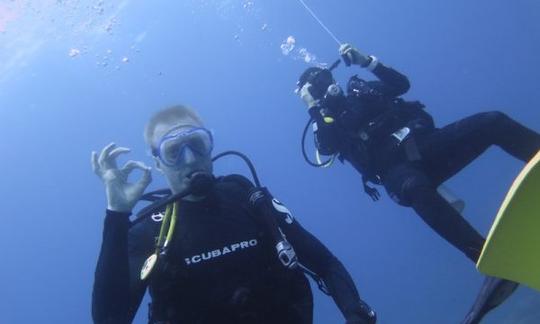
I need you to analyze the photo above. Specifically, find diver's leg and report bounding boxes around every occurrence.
[461,276,519,324]
[405,183,519,324]
[384,164,519,323]
[383,164,485,262]
[407,184,485,262]
[463,111,540,161]
[419,111,540,183]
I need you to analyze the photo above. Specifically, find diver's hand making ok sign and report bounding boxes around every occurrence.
[92,142,152,213]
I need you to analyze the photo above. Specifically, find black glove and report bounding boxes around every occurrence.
[362,177,381,201]
[345,301,377,324]
[339,43,371,67]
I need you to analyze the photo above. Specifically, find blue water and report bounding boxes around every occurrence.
[1,0,539,323]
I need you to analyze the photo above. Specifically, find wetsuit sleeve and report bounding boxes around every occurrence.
[92,210,149,324]
[271,205,373,322]
[368,62,410,98]
[308,106,340,155]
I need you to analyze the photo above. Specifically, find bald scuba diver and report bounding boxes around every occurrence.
[91,105,377,324]
[297,43,540,324]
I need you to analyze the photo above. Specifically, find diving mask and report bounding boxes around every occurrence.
[153,127,214,167]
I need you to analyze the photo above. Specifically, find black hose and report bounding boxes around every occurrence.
[212,150,261,187]
[301,117,333,167]
[328,58,341,71]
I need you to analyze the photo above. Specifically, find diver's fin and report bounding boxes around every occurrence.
[460,276,519,324]
[477,150,540,290]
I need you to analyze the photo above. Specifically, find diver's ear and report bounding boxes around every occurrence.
[153,156,164,173]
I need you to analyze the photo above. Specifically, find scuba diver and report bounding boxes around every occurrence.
[297,43,540,324]
[91,105,377,324]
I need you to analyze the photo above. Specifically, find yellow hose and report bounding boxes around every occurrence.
[141,202,180,280]
[155,204,172,252]
[164,202,178,248]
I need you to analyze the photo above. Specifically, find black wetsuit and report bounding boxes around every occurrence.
[310,62,540,263]
[92,176,373,324]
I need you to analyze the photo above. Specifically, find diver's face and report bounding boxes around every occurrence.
[152,119,213,194]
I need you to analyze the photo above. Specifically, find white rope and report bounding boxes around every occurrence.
[297,0,342,46]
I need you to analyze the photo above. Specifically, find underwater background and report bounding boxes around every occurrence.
[1,0,539,323]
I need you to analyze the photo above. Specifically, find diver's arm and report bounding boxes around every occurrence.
[369,61,410,97]
[299,83,339,155]
[279,218,376,323]
[92,211,148,324]
[247,187,376,322]
[308,106,340,155]
[262,195,377,323]
[91,144,152,323]
[339,43,409,97]
[126,222,154,322]
[92,211,132,324]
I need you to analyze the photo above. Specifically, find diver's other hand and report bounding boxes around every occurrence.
[364,185,381,202]
[299,83,318,109]
[344,301,377,324]
[92,142,152,213]
[339,43,370,67]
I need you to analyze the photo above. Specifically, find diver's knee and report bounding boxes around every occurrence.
[480,111,511,128]
[390,177,433,207]
[383,164,433,206]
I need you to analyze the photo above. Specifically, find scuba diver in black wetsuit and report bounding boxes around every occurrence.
[297,43,540,324]
[91,105,377,324]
